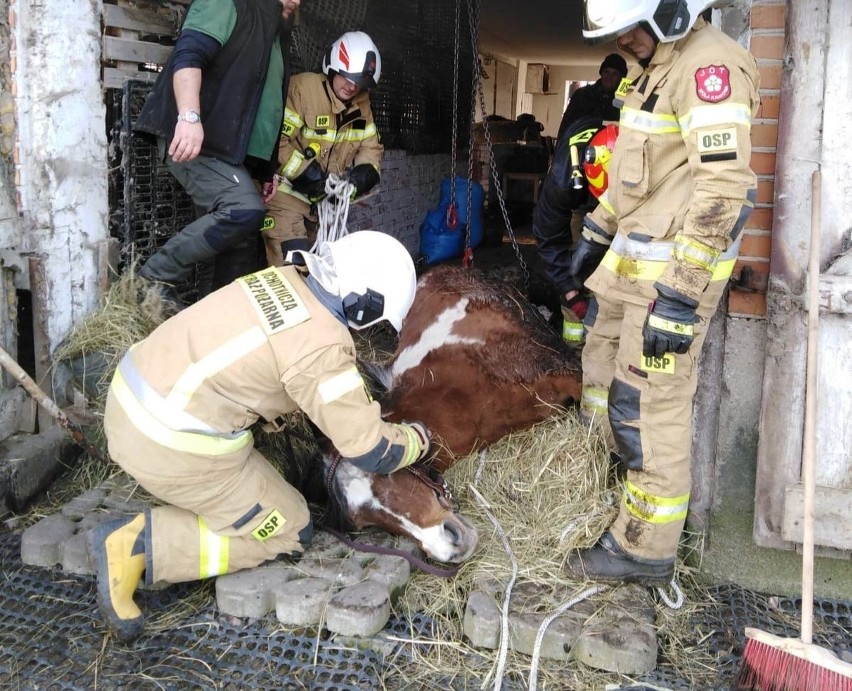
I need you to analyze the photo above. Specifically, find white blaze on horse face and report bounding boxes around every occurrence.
[392,297,485,379]
[334,462,468,562]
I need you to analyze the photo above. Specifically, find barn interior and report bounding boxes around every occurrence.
[2,2,852,691]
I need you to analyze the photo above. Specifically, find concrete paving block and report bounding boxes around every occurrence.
[215,563,300,619]
[308,530,352,559]
[274,577,334,627]
[60,489,107,519]
[463,590,501,649]
[363,554,410,599]
[571,616,658,674]
[102,490,149,515]
[297,556,364,587]
[61,530,93,575]
[325,581,390,636]
[508,611,583,661]
[20,514,77,567]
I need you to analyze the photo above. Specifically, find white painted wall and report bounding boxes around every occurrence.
[10,0,108,353]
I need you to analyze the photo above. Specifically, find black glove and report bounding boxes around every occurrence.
[642,288,698,358]
[568,234,609,289]
[290,159,328,202]
[347,163,380,199]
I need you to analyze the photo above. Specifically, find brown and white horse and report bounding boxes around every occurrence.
[313,264,582,564]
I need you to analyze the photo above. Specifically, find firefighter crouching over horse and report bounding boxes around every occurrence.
[89,231,431,641]
[263,31,384,267]
[563,0,760,584]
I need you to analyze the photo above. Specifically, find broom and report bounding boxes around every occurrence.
[736,169,852,690]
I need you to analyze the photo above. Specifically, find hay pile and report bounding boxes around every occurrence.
[387,414,720,690]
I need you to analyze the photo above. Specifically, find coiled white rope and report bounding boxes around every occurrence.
[656,578,685,609]
[311,173,355,251]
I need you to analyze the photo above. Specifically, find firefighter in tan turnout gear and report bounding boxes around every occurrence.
[89,231,429,641]
[563,0,760,584]
[263,31,384,266]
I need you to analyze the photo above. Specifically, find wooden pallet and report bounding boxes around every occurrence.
[102,0,190,89]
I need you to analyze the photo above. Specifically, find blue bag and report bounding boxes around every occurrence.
[419,177,485,265]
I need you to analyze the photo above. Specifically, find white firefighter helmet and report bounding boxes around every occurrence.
[583,0,714,44]
[290,230,416,331]
[322,31,382,91]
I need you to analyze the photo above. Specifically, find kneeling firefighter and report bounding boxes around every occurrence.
[90,231,431,641]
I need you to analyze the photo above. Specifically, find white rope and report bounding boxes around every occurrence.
[474,448,488,485]
[656,578,685,610]
[311,173,355,251]
[468,482,517,691]
[528,585,609,691]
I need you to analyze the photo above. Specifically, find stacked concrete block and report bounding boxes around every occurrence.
[463,574,658,674]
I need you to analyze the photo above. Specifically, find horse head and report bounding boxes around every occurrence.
[320,448,479,564]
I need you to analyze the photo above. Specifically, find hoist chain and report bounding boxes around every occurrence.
[449,0,461,210]
[466,0,529,289]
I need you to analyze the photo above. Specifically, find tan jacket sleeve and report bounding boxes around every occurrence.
[282,344,425,473]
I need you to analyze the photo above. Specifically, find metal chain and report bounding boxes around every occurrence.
[449,0,461,210]
[467,0,529,288]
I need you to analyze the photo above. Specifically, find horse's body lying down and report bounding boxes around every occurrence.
[368,264,583,471]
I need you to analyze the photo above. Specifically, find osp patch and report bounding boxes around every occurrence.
[252,509,287,541]
[695,65,731,103]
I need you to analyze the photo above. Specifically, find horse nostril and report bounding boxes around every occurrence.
[443,519,462,546]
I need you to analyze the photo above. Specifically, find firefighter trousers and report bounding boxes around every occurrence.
[581,293,710,561]
[104,389,312,585]
[262,190,317,267]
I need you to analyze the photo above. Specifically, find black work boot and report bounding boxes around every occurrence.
[564,531,674,586]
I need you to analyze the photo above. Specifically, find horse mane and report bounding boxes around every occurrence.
[412,265,582,384]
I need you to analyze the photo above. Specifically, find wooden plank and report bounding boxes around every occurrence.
[752,0,830,551]
[103,35,173,66]
[103,66,160,89]
[782,483,852,551]
[103,4,176,36]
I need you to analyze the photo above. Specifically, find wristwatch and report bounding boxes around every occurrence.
[177,110,201,124]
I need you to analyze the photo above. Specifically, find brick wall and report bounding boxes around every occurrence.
[347,149,453,257]
[728,0,787,318]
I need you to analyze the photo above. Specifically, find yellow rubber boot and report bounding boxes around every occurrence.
[88,512,147,641]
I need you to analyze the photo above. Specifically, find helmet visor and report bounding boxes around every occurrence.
[583,0,641,44]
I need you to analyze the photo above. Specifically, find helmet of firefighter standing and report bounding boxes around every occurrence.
[582,124,619,199]
[583,0,714,44]
[291,231,416,331]
[322,31,382,91]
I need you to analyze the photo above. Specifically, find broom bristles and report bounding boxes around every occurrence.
[736,628,852,691]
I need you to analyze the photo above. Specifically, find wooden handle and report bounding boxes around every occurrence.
[0,344,109,464]
[801,168,821,644]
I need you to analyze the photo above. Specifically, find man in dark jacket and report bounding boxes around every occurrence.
[133,0,301,299]
[556,53,628,143]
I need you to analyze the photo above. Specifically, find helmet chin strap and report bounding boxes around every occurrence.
[305,275,348,326]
